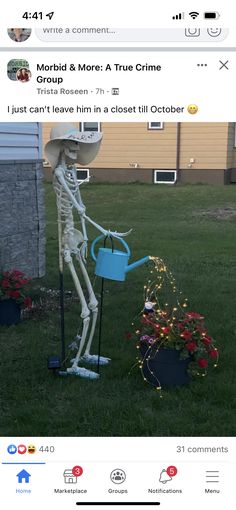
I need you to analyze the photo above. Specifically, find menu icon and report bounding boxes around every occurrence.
[205,470,220,483]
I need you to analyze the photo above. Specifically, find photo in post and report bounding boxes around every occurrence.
[0,121,235,437]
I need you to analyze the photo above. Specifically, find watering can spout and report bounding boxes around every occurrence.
[126,255,150,274]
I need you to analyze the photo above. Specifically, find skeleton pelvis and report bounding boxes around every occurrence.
[62,228,84,252]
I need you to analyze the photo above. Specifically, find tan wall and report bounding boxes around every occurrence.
[226,123,235,168]
[43,122,178,169]
[43,122,232,171]
[179,123,230,170]
[232,120,236,167]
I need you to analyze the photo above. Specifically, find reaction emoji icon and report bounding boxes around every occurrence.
[28,444,36,454]
[187,104,198,115]
[18,444,27,454]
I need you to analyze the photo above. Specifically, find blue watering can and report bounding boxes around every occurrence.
[91,235,150,282]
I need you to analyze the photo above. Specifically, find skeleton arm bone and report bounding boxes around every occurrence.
[54,166,131,238]
[76,184,88,242]
[83,214,132,238]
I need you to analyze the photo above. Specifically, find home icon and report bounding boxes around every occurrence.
[17,469,31,484]
[63,469,77,484]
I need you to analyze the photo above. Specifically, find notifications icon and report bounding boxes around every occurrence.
[159,465,177,484]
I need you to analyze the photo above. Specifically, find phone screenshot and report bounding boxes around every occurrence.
[0,1,235,508]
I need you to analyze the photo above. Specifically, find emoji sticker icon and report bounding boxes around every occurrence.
[28,444,36,454]
[187,104,198,115]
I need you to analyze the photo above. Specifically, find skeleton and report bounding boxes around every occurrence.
[45,124,130,379]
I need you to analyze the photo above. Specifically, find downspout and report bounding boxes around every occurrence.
[176,122,181,183]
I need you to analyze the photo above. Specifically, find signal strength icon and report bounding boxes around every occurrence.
[189,11,199,19]
[172,12,184,20]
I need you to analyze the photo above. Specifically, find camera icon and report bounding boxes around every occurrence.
[185,28,200,37]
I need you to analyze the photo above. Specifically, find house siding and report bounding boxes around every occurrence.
[43,122,178,169]
[179,123,229,170]
[43,122,233,184]
[0,123,42,160]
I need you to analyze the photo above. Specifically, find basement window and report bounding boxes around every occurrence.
[153,170,177,184]
[80,122,101,132]
[148,122,164,130]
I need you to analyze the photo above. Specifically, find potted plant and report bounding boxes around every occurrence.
[0,269,32,325]
[136,303,219,389]
[129,257,219,390]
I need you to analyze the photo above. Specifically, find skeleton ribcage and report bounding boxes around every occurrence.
[53,168,79,235]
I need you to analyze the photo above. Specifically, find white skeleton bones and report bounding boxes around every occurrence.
[45,125,130,379]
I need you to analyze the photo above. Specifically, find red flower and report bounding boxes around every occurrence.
[181,330,192,341]
[126,332,132,340]
[24,297,32,309]
[162,327,171,334]
[2,279,10,288]
[186,342,197,352]
[177,322,185,330]
[186,312,204,320]
[209,349,218,359]
[202,335,212,346]
[15,283,23,289]
[198,358,208,368]
[10,290,20,299]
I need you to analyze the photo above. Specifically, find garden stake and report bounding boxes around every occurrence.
[59,269,66,367]
[58,212,66,368]
[96,235,114,375]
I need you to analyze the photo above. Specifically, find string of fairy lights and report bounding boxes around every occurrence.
[131,256,219,396]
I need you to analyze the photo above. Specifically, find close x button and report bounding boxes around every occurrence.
[219,60,229,70]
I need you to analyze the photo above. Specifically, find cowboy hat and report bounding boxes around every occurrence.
[45,123,103,170]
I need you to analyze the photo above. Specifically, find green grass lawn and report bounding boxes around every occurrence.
[1,182,236,437]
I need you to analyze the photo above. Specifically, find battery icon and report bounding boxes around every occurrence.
[204,12,220,19]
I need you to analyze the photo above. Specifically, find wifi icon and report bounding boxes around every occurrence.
[189,11,199,19]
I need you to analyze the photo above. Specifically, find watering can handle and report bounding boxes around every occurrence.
[91,235,131,261]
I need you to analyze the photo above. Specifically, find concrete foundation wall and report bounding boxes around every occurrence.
[44,166,232,185]
[0,160,45,278]
[81,167,231,185]
[178,169,231,185]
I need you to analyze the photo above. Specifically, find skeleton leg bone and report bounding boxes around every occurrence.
[64,250,99,379]
[76,252,110,366]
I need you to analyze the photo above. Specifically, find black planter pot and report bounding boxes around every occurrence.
[0,299,21,326]
[140,344,191,387]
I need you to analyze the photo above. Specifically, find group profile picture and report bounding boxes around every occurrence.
[7,59,32,82]
[7,28,31,43]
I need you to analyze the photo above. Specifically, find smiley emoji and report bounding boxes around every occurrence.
[28,444,36,454]
[187,104,198,115]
